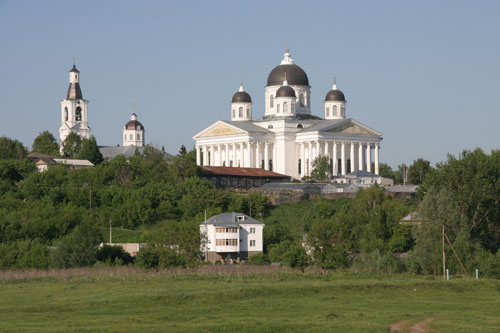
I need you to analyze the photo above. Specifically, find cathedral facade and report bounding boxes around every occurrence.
[193,48,383,180]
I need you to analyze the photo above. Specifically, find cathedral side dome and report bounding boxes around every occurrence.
[325,89,345,102]
[231,91,252,103]
[125,113,144,130]
[276,85,296,97]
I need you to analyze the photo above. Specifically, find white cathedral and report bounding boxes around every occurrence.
[193,48,383,180]
[58,61,145,149]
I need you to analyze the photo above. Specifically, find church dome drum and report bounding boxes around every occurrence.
[267,64,309,86]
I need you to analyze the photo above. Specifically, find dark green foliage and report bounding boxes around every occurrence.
[50,222,103,268]
[32,131,60,156]
[308,218,348,270]
[351,250,406,273]
[0,136,27,160]
[408,158,432,184]
[61,132,82,159]
[0,240,50,269]
[135,246,187,269]
[307,155,330,181]
[268,240,309,271]
[248,253,269,265]
[96,245,133,265]
[78,136,103,165]
[377,163,396,181]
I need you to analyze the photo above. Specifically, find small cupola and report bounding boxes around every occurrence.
[123,103,145,147]
[324,77,346,119]
[275,73,297,115]
[230,81,252,121]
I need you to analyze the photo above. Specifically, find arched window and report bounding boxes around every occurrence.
[270,95,274,108]
[137,134,141,140]
[246,108,250,118]
[341,105,345,116]
[268,124,273,129]
[291,102,295,113]
[277,104,280,113]
[239,107,243,117]
[299,93,304,107]
[333,105,337,116]
[326,107,330,117]
[129,134,133,140]
[75,107,82,121]
[283,102,288,113]
[64,107,68,121]
[232,109,235,118]
[297,124,303,129]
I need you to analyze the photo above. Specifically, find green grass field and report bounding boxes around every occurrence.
[1,266,499,332]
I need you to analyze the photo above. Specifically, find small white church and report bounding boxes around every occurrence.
[193,47,383,180]
[58,61,145,149]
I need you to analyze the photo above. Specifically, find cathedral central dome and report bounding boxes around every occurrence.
[267,63,309,86]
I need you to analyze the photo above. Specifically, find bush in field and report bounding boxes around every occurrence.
[96,245,133,266]
[351,250,406,274]
[268,240,309,271]
[135,246,187,269]
[248,253,269,265]
[50,223,103,268]
[0,240,50,269]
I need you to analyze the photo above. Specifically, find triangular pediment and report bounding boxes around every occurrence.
[195,121,246,138]
[320,119,381,136]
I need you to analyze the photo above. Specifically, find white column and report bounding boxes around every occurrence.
[196,146,201,166]
[308,141,312,175]
[247,142,253,168]
[358,143,363,171]
[301,142,305,178]
[217,144,222,166]
[333,141,337,176]
[324,141,329,157]
[256,142,261,168]
[341,141,346,176]
[367,143,372,173]
[203,146,208,166]
[224,144,229,166]
[375,143,380,175]
[264,143,269,170]
[239,142,244,167]
[350,142,355,173]
[232,143,236,167]
[272,143,276,171]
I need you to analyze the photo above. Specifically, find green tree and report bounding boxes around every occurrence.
[408,158,432,185]
[377,163,395,181]
[32,131,60,156]
[78,136,104,165]
[178,145,187,155]
[308,155,330,181]
[308,218,348,270]
[0,137,27,160]
[61,132,82,159]
[268,240,309,271]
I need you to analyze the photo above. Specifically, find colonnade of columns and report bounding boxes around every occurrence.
[196,142,274,170]
[298,140,379,178]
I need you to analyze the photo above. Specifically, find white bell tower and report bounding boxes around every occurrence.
[59,59,91,147]
[123,103,145,147]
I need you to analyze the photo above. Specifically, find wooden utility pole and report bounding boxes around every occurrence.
[109,220,112,244]
[442,225,446,280]
[444,232,471,278]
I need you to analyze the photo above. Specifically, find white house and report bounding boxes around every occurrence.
[193,47,383,180]
[200,212,264,263]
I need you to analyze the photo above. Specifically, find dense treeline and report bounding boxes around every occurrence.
[1,134,500,278]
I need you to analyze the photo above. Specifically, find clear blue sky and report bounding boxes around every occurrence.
[1,0,499,168]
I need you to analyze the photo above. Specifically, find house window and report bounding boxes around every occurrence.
[129,134,133,140]
[250,240,256,247]
[333,105,337,116]
[283,102,288,113]
[239,107,243,117]
[299,93,304,107]
[270,95,274,108]
[137,134,141,140]
[250,227,256,234]
[326,107,330,117]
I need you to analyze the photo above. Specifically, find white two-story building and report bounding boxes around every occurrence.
[200,212,264,263]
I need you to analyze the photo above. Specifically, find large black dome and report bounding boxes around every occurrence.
[276,85,296,98]
[267,64,309,86]
[231,91,252,103]
[325,89,346,102]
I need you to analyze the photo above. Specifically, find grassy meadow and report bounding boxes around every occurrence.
[0,266,499,332]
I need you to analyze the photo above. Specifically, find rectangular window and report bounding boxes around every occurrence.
[250,228,256,234]
[250,240,256,247]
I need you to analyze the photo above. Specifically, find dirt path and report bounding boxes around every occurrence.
[390,318,436,332]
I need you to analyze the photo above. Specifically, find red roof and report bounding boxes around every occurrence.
[201,166,290,178]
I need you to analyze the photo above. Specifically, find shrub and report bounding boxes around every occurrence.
[248,253,269,265]
[96,245,133,266]
[135,246,188,269]
[351,250,406,274]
